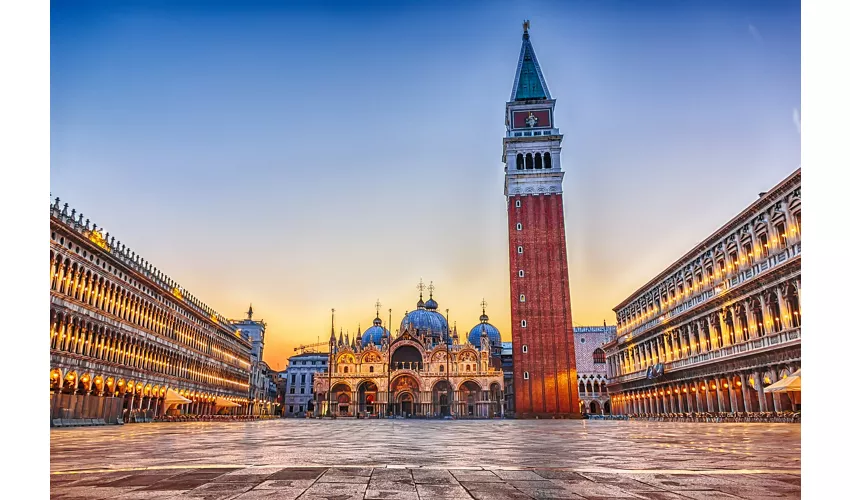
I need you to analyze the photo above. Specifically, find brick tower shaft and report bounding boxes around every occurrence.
[502,21,580,418]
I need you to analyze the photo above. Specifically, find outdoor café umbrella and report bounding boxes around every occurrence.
[214,399,240,408]
[164,388,192,404]
[764,369,801,393]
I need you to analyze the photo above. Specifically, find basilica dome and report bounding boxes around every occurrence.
[468,312,502,349]
[362,317,389,346]
[400,296,450,344]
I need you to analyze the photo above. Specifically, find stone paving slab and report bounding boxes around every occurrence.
[50,466,801,499]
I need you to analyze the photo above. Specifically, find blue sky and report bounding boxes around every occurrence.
[51,0,800,368]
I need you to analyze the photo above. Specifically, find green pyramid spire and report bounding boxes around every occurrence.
[511,21,551,101]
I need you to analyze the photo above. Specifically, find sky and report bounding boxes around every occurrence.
[50,0,801,371]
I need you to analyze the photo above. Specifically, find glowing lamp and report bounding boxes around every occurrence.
[723,383,729,389]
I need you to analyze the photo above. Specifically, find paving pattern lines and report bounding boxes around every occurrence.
[50,419,800,472]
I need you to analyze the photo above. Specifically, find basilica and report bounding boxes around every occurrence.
[313,285,505,418]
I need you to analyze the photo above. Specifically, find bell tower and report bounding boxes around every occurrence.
[502,21,580,418]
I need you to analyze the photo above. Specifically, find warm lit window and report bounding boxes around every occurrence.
[519,294,526,302]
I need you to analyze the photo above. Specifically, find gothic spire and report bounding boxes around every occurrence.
[510,20,551,101]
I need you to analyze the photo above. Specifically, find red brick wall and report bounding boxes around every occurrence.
[507,193,580,417]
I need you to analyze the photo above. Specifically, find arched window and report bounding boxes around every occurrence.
[543,152,552,168]
[758,232,769,255]
[767,293,782,332]
[753,303,766,337]
[579,381,586,393]
[742,242,753,265]
[525,153,533,170]
[788,287,800,327]
[516,153,524,170]
[593,348,605,364]
[369,366,374,373]
[534,153,543,169]
[776,221,787,249]
[343,366,349,374]
[439,364,444,372]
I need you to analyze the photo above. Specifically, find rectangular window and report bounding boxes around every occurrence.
[518,270,525,277]
[289,406,293,413]
[290,388,295,394]
[521,320,527,328]
[300,388,305,394]
[301,374,306,384]
[516,223,522,231]
[523,372,529,380]
[515,200,521,208]
[299,405,304,413]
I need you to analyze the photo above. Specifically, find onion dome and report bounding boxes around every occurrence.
[468,323,501,348]
[468,300,502,349]
[425,296,438,310]
[362,316,389,346]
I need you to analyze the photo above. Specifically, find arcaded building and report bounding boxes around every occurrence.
[313,288,505,418]
[50,198,252,423]
[604,169,801,415]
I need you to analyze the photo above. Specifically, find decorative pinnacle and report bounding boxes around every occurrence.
[417,278,425,299]
[428,281,435,298]
[523,20,530,34]
[375,299,382,317]
[481,298,488,314]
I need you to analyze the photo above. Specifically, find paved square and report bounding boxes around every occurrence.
[50,420,800,499]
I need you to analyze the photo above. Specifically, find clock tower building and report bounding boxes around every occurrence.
[502,22,580,418]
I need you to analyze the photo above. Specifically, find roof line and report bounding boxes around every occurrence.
[612,167,801,312]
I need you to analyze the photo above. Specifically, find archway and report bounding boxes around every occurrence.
[432,380,453,417]
[331,382,352,416]
[459,381,481,417]
[589,401,599,414]
[50,368,62,393]
[397,392,414,417]
[358,381,378,415]
[391,345,423,370]
[604,401,611,414]
[489,382,502,418]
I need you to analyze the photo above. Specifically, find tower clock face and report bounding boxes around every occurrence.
[513,109,551,129]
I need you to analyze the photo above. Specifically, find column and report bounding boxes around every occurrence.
[714,379,726,412]
[740,373,752,413]
[727,380,739,412]
[704,379,715,412]
[777,285,794,331]
[753,372,768,411]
